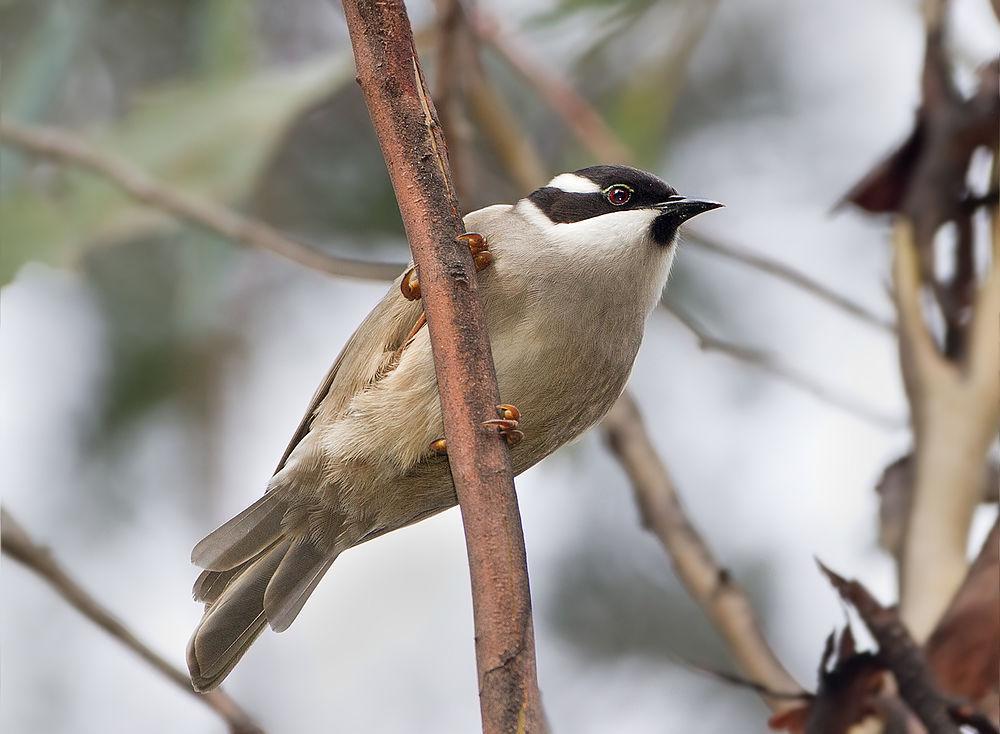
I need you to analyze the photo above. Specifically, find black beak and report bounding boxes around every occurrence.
[654,195,724,224]
[650,195,723,245]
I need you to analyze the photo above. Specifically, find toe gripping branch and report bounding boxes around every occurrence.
[430,404,523,456]
[401,232,492,301]
[483,404,523,447]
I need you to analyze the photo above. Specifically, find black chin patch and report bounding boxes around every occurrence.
[651,212,679,246]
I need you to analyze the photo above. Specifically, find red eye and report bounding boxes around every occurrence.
[606,185,632,206]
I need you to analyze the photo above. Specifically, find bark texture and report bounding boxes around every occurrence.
[340,3,544,731]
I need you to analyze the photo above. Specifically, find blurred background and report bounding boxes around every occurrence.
[2,1,998,732]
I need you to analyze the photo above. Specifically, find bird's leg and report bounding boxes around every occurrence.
[400,232,492,302]
[429,404,523,456]
[402,313,427,344]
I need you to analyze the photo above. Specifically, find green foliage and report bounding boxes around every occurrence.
[0,57,353,283]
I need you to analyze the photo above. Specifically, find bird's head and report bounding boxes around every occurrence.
[516,165,722,251]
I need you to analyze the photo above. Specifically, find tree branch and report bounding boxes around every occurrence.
[683,230,896,333]
[820,562,962,734]
[339,2,544,732]
[0,507,263,734]
[894,217,1000,641]
[471,9,633,164]
[0,118,405,281]
[602,394,803,715]
[664,299,904,429]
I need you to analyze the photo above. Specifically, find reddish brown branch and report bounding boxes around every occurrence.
[1,507,263,734]
[339,2,544,732]
[602,394,803,715]
[819,562,961,734]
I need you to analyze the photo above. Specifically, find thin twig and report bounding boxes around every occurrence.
[432,0,474,202]
[472,14,894,335]
[663,299,905,429]
[1,507,264,734]
[602,394,804,715]
[471,8,633,163]
[465,58,547,192]
[339,2,544,731]
[683,231,896,333]
[0,118,405,281]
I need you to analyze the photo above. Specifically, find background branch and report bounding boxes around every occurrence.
[664,299,903,428]
[603,394,803,715]
[684,230,895,333]
[0,118,405,281]
[0,507,264,734]
[339,1,544,731]
[893,217,1000,641]
[820,562,962,734]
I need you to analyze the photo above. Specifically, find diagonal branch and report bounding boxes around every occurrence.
[683,230,896,333]
[470,9,633,164]
[664,299,904,429]
[1,507,264,734]
[339,2,544,732]
[0,118,405,281]
[602,394,803,715]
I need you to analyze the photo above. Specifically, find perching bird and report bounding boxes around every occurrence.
[187,165,721,691]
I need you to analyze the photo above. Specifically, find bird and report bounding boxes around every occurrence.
[186,164,721,691]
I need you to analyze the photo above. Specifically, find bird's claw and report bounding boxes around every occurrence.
[400,266,421,300]
[483,404,523,447]
[429,404,523,456]
[400,233,491,302]
[456,232,493,272]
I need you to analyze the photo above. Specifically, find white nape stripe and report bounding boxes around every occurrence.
[546,173,601,193]
[515,199,555,229]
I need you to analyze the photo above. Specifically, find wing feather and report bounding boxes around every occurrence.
[273,269,423,473]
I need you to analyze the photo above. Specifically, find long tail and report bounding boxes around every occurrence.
[187,489,338,691]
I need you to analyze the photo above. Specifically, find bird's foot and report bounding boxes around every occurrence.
[457,232,493,272]
[483,404,523,447]
[400,266,421,300]
[428,404,523,456]
[400,232,492,302]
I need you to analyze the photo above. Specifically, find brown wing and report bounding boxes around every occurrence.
[273,271,423,473]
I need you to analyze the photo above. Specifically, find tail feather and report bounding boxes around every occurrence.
[264,538,338,633]
[188,538,290,691]
[192,541,280,605]
[188,496,342,690]
[191,488,290,572]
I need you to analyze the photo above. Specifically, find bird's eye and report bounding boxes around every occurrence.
[605,185,632,206]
